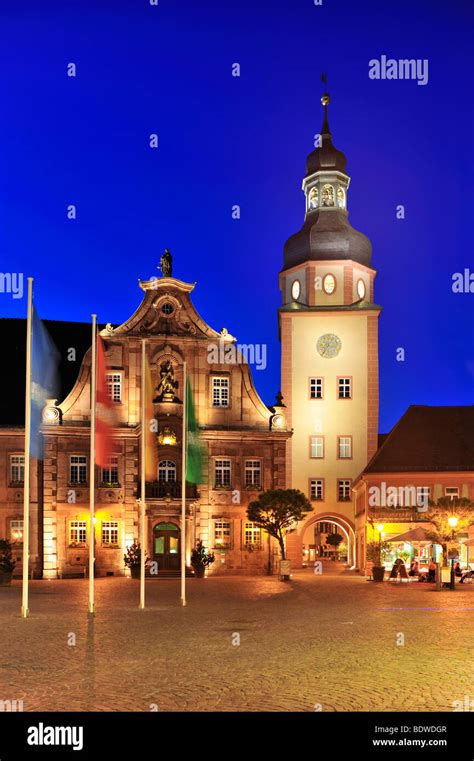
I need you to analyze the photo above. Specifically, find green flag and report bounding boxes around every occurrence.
[186,377,203,484]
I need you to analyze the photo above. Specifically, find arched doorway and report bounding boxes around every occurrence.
[299,513,356,568]
[153,522,180,570]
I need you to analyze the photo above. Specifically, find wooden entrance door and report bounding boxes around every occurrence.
[153,522,180,570]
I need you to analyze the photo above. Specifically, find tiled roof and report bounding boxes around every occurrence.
[364,405,474,473]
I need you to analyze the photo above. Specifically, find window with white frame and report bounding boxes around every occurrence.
[106,373,122,403]
[102,521,119,546]
[214,519,231,548]
[69,520,87,546]
[10,455,25,484]
[70,455,87,484]
[310,479,324,501]
[215,459,231,488]
[101,456,119,486]
[445,487,460,500]
[245,460,261,488]
[309,378,323,399]
[310,436,324,458]
[338,378,352,399]
[211,376,230,408]
[338,479,352,501]
[10,519,24,543]
[158,460,176,482]
[244,521,261,548]
[338,437,352,459]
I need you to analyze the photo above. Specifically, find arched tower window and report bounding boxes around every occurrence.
[321,185,334,207]
[337,186,346,209]
[308,186,318,210]
[158,460,176,482]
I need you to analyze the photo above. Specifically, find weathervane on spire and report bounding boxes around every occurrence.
[321,72,330,106]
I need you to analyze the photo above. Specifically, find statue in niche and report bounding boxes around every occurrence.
[159,249,172,278]
[154,360,179,402]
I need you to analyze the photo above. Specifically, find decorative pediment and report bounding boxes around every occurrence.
[100,277,221,340]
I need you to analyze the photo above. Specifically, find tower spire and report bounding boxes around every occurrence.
[320,72,331,136]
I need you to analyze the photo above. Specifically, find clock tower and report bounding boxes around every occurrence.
[279,91,381,568]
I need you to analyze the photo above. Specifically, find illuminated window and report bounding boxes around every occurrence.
[310,480,324,501]
[291,279,301,301]
[310,436,324,459]
[215,459,231,488]
[106,373,122,403]
[214,519,231,548]
[69,521,87,546]
[245,460,261,488]
[212,376,229,408]
[321,185,334,207]
[158,460,176,482]
[445,487,459,500]
[10,519,24,544]
[10,455,24,484]
[70,455,87,484]
[244,521,261,548]
[308,186,318,209]
[102,521,119,546]
[323,274,336,294]
[357,278,366,300]
[338,437,352,459]
[338,378,352,399]
[101,456,119,486]
[338,479,352,501]
[337,186,346,209]
[309,378,323,399]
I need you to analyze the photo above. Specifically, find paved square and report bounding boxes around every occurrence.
[0,567,472,712]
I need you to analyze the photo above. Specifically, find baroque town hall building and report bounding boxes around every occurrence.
[3,96,470,577]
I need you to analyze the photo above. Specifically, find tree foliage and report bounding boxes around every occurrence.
[247,489,313,559]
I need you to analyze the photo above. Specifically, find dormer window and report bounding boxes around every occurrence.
[308,186,318,210]
[321,185,334,207]
[337,187,346,209]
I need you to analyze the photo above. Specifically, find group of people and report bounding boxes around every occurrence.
[389,557,473,583]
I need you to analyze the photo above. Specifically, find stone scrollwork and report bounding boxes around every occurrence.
[42,399,61,424]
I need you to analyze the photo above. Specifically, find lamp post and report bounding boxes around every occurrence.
[448,515,458,590]
[376,523,384,566]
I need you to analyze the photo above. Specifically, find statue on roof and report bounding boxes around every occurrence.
[159,248,172,277]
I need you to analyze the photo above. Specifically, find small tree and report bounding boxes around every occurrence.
[190,540,215,570]
[124,541,147,569]
[0,540,16,573]
[366,540,390,567]
[247,489,313,560]
[424,498,474,564]
[325,532,343,560]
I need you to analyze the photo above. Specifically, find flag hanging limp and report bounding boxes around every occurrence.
[95,336,115,468]
[185,377,203,484]
[31,306,60,458]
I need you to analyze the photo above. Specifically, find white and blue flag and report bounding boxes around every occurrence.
[30,306,60,457]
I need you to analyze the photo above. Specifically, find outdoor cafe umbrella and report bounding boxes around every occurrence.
[387,527,429,543]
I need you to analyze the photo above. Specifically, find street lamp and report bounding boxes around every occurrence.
[376,523,384,566]
[448,515,458,590]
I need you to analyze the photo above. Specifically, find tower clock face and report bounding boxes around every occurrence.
[317,333,341,358]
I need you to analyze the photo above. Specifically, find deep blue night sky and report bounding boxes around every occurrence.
[0,0,472,432]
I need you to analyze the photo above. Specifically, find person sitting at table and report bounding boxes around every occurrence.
[427,559,436,582]
[389,558,403,578]
[454,562,463,578]
[460,567,474,583]
[408,560,419,577]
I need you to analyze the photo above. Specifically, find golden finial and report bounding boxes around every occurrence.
[321,72,330,106]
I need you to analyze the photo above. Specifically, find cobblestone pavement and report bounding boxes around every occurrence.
[0,565,473,712]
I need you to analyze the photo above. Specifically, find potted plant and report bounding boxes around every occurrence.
[124,541,147,579]
[366,540,388,582]
[191,540,215,578]
[247,488,313,580]
[0,539,16,585]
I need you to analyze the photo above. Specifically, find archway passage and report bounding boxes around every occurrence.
[153,522,180,570]
[298,513,356,568]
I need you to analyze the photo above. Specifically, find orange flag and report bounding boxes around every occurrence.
[96,336,115,467]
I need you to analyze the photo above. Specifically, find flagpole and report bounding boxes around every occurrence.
[88,315,97,615]
[139,339,146,609]
[21,277,33,619]
[181,361,187,606]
